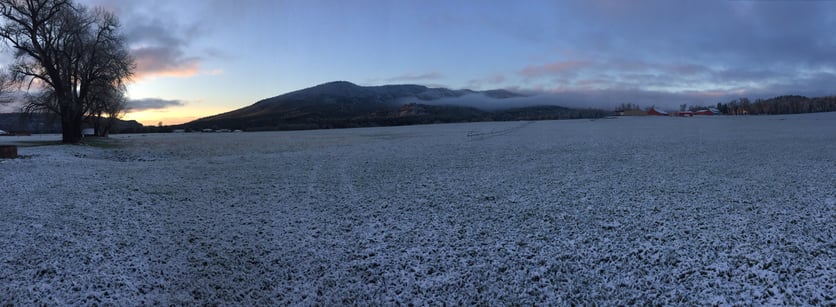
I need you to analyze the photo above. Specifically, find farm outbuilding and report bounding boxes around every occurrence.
[647,107,668,116]
[696,107,721,115]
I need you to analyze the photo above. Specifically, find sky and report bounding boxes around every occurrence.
[4,0,836,125]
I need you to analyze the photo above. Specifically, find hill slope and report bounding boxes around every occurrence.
[183,81,606,131]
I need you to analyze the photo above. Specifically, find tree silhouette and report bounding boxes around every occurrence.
[0,0,133,143]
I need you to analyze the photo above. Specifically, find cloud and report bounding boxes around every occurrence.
[423,91,633,111]
[386,72,444,82]
[514,56,828,99]
[82,0,210,80]
[566,1,835,67]
[503,1,836,101]
[131,47,202,79]
[418,78,836,112]
[520,60,592,78]
[126,20,205,79]
[127,98,185,111]
[467,74,506,89]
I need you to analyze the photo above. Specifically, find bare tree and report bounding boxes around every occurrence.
[80,7,132,137]
[0,69,12,99]
[0,0,133,143]
[87,82,128,136]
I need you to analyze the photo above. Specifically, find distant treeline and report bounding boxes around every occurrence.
[0,113,145,134]
[617,95,836,115]
[711,95,836,115]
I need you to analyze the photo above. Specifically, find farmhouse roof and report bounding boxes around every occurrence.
[648,107,668,115]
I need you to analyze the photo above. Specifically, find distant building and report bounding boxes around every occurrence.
[647,107,668,116]
[696,108,721,115]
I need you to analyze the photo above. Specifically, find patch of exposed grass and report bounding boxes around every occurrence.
[2,136,124,148]
[7,140,63,147]
[79,137,124,148]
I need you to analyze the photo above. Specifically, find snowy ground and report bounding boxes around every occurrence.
[1,114,834,305]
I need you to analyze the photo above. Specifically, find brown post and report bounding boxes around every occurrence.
[0,145,18,159]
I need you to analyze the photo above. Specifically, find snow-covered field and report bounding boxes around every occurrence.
[1,114,834,305]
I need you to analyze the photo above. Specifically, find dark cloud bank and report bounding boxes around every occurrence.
[127,98,184,111]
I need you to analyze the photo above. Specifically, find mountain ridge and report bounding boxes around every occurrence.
[182,81,606,131]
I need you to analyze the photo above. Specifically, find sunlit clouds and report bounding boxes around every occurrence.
[132,50,202,80]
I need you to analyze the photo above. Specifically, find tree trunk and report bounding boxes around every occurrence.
[61,111,83,144]
[92,115,102,137]
[100,116,117,137]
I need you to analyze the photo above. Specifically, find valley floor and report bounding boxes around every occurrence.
[1,114,834,304]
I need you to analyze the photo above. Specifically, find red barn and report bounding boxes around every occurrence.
[647,107,668,116]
